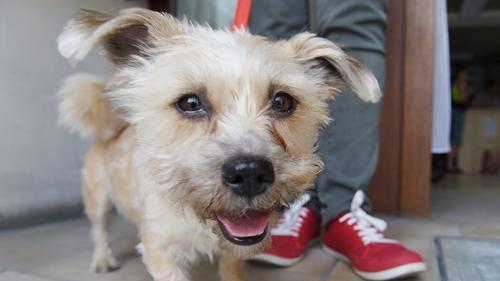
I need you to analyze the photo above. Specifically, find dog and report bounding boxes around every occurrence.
[57,8,380,281]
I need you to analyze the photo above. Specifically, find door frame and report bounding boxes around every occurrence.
[369,0,435,216]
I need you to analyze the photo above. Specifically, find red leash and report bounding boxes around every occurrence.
[231,0,252,31]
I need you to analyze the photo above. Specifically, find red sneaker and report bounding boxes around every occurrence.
[323,191,426,280]
[251,194,320,266]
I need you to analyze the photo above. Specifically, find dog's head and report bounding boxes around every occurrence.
[58,8,380,257]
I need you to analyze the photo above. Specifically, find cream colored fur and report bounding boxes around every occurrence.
[57,73,126,142]
[57,8,380,281]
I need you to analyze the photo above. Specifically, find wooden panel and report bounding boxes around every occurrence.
[368,0,405,215]
[399,0,435,216]
[370,0,434,216]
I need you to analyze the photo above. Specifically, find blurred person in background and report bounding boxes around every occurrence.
[448,67,471,173]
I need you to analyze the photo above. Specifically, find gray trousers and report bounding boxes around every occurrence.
[249,0,388,225]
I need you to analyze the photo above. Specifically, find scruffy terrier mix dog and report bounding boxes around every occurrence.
[57,8,380,281]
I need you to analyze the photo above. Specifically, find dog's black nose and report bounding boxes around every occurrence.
[222,156,275,199]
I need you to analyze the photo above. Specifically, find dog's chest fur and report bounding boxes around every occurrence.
[100,126,221,261]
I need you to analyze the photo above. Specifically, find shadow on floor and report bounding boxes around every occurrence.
[0,173,498,281]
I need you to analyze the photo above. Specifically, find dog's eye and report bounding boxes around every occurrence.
[176,94,206,114]
[271,91,296,116]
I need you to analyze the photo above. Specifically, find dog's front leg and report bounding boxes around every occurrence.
[141,232,190,281]
[219,252,244,281]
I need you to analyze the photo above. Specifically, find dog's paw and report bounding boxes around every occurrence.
[90,253,120,273]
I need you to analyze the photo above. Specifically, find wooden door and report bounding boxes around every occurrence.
[369,0,435,216]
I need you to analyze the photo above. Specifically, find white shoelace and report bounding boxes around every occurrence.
[271,193,311,237]
[339,191,397,245]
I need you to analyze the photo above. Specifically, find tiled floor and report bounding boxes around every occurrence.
[0,174,499,281]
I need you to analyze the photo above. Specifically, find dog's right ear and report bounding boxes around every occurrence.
[58,8,189,66]
[287,32,381,103]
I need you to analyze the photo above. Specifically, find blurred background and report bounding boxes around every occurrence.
[0,1,499,281]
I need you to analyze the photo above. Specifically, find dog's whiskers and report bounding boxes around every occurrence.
[203,188,221,215]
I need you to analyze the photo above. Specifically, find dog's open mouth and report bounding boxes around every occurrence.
[216,210,271,246]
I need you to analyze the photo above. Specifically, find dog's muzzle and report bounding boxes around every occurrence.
[217,155,275,245]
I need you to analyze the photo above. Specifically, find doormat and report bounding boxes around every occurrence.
[435,236,500,281]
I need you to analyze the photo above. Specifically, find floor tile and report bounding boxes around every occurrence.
[190,260,218,281]
[325,262,362,281]
[33,250,150,281]
[431,174,500,225]
[0,217,137,272]
[29,237,147,281]
[0,272,56,281]
[2,173,499,281]
[247,245,335,276]
[382,216,461,239]
[325,257,439,281]
[460,223,500,239]
[0,219,90,270]
[245,267,320,281]
[178,258,328,281]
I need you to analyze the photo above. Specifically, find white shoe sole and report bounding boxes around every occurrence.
[323,245,427,281]
[250,253,303,267]
[250,238,319,267]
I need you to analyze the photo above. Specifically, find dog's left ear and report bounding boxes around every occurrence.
[58,8,189,66]
[288,32,381,103]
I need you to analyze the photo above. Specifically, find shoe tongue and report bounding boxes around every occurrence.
[217,211,271,237]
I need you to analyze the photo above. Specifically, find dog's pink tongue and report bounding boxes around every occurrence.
[217,211,271,237]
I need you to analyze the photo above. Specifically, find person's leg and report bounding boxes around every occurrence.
[315,52,384,222]
[250,4,424,279]
[448,107,465,172]
[248,0,388,233]
[314,0,387,225]
[248,0,308,40]
[314,2,426,280]
[249,1,325,266]
[248,0,386,220]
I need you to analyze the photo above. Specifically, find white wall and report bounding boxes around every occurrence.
[177,0,236,28]
[0,0,146,227]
